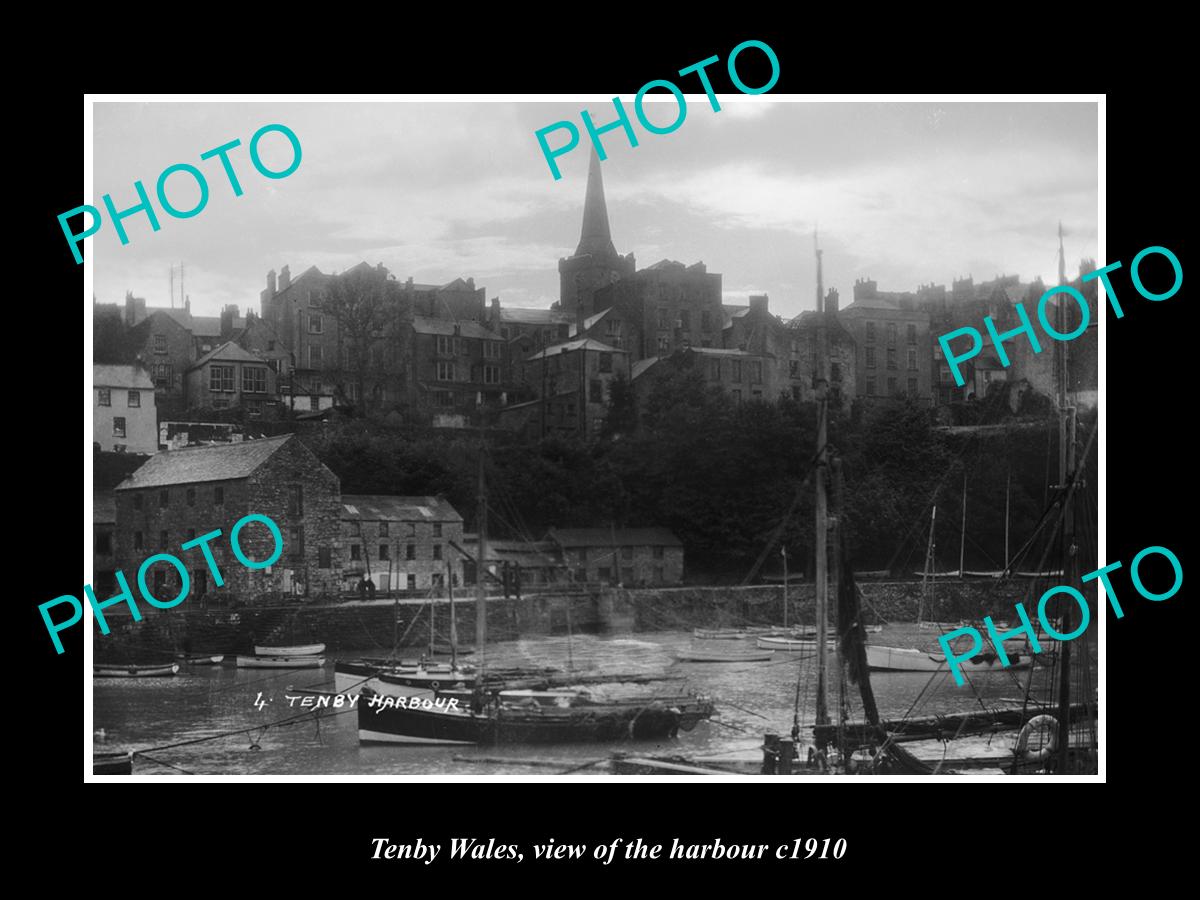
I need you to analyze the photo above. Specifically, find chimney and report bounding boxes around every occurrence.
[185,296,191,314]
[279,265,291,290]
[749,294,769,314]
[267,269,277,297]
[220,304,240,340]
[490,297,500,331]
[825,288,839,314]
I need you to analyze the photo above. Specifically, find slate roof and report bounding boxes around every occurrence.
[547,527,682,548]
[526,338,622,361]
[341,494,463,522]
[94,364,154,390]
[411,316,502,340]
[501,307,573,325]
[114,435,293,490]
[188,341,267,371]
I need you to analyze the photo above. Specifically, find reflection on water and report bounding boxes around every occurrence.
[92,627,1096,776]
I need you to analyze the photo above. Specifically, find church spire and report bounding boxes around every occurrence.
[574,147,617,259]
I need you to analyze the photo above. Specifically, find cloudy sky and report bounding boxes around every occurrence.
[91,99,1098,321]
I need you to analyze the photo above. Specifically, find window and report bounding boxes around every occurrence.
[908,377,919,396]
[437,361,454,382]
[865,322,875,343]
[309,395,320,411]
[98,388,111,407]
[379,544,390,560]
[589,379,603,403]
[484,341,502,359]
[379,521,389,537]
[731,360,743,382]
[133,493,143,510]
[159,530,169,548]
[351,544,361,561]
[319,547,331,569]
[679,309,690,329]
[887,347,897,369]
[865,376,876,396]
[210,365,235,392]
[290,525,304,558]
[288,484,303,517]
[656,336,669,352]
[433,544,442,561]
[435,390,455,408]
[831,363,841,382]
[186,488,195,507]
[436,335,452,355]
[433,523,443,538]
[309,346,322,366]
[348,521,361,537]
[153,334,167,353]
[887,323,897,346]
[789,360,799,377]
[127,390,140,408]
[242,367,267,394]
[483,365,500,385]
[112,417,126,438]
[656,309,668,329]
[750,361,763,384]
[599,352,612,374]
[865,347,876,368]
[907,324,917,344]
[701,311,712,332]
[153,363,172,388]
[940,364,950,382]
[133,531,143,550]
[606,317,621,336]
[406,544,416,560]
[407,574,416,590]
[214,486,224,505]
[653,546,665,559]
[907,348,918,371]
[309,314,323,334]
[887,376,898,396]
[752,390,763,399]
[709,359,721,380]
[622,546,633,560]
[246,399,262,417]
[598,567,612,581]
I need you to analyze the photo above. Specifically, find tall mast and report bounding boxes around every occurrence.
[920,505,937,625]
[781,546,788,629]
[958,471,967,576]
[1055,221,1076,772]
[447,560,457,670]
[814,229,830,732]
[1004,465,1011,572]
[475,449,488,671]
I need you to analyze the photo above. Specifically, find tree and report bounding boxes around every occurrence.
[319,266,401,411]
[599,371,637,440]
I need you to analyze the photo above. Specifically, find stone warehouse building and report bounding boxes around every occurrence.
[113,435,342,602]
[339,494,464,594]
[546,527,684,586]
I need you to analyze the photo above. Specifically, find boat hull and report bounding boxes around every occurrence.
[675,651,774,663]
[93,663,179,678]
[255,644,325,657]
[866,644,1033,673]
[358,695,714,746]
[236,655,326,669]
[176,654,224,665]
[334,661,473,696]
[755,637,836,652]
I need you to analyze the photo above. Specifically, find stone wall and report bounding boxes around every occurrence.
[92,577,1038,660]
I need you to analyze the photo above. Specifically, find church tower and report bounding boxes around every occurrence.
[558,148,636,322]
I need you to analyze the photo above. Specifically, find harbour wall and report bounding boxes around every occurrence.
[93,579,1038,659]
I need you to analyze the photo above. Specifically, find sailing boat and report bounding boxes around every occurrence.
[359,448,715,745]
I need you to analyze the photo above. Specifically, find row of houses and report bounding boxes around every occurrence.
[91,435,685,603]
[93,150,1097,448]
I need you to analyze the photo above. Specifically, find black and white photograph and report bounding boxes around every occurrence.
[81,94,1104,780]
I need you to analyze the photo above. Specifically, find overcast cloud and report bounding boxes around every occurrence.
[91,99,1098,321]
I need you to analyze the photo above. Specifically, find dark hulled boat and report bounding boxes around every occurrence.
[358,689,715,746]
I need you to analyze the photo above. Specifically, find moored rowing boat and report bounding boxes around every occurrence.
[236,655,326,669]
[93,663,179,678]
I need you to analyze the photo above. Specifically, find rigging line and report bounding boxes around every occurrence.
[133,752,195,775]
[127,705,356,758]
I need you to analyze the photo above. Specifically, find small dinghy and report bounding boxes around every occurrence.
[176,654,225,665]
[93,751,133,774]
[675,649,774,663]
[93,663,179,678]
[254,643,325,657]
[236,655,326,669]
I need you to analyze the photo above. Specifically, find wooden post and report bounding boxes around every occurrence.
[778,738,794,775]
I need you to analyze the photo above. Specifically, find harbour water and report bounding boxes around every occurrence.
[92,626,1096,776]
